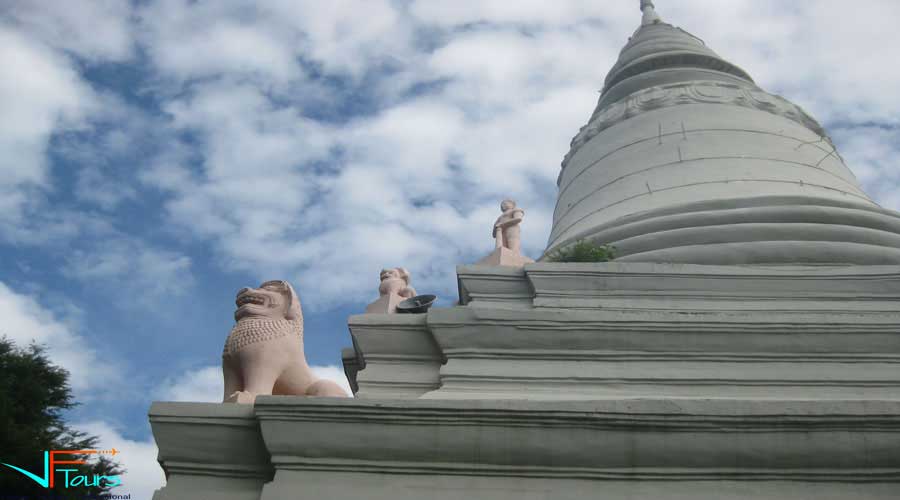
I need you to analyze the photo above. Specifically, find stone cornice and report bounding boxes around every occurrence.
[459,262,900,312]
[348,313,443,398]
[344,264,900,400]
[149,402,274,499]
[526,262,900,307]
[148,399,900,498]
[250,397,900,481]
[604,52,754,93]
[253,397,900,429]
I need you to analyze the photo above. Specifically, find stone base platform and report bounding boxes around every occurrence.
[151,263,900,498]
[150,397,900,499]
[476,246,535,267]
[350,263,900,401]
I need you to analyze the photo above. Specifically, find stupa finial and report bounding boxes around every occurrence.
[640,0,662,25]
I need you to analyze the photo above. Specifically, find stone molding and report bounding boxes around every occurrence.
[456,264,533,308]
[148,398,900,488]
[424,308,900,399]
[526,262,900,310]
[460,262,900,311]
[542,193,900,266]
[149,402,273,500]
[345,263,900,400]
[562,80,828,171]
[546,200,900,260]
[604,52,754,95]
[347,314,443,398]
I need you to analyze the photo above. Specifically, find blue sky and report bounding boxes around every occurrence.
[2,1,900,497]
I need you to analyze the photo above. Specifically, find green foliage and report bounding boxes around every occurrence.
[545,240,616,263]
[0,337,122,499]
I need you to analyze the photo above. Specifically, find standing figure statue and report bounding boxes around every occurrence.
[478,199,534,267]
[222,280,349,403]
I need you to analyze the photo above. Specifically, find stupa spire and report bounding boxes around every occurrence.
[546,0,900,265]
[640,0,662,25]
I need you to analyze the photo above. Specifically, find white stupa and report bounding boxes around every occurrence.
[548,1,900,265]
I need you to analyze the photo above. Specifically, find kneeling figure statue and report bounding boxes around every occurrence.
[222,280,348,403]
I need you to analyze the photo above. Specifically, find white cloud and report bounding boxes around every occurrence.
[74,165,139,210]
[74,421,164,500]
[157,364,353,402]
[832,126,900,211]
[0,26,95,223]
[141,80,338,248]
[138,0,415,84]
[264,0,414,78]
[157,365,221,403]
[51,95,163,212]
[0,281,109,391]
[63,237,194,302]
[409,0,632,28]
[3,0,134,61]
[140,12,301,83]
[0,7,141,243]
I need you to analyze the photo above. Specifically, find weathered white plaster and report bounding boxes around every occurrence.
[150,398,900,499]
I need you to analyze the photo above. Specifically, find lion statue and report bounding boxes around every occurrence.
[378,267,416,298]
[365,268,417,313]
[222,280,349,403]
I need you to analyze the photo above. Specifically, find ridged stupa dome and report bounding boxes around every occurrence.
[546,1,900,264]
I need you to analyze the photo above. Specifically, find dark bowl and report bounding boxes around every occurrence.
[396,294,437,314]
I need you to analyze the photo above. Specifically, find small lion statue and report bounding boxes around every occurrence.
[222,280,349,403]
[378,267,416,298]
[365,267,417,313]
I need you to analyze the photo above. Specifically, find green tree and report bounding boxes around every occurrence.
[0,337,122,499]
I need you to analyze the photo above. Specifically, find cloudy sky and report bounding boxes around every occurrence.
[2,0,900,497]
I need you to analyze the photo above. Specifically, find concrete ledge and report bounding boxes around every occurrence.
[426,306,900,353]
[348,314,443,398]
[424,304,900,399]
[527,262,900,294]
[457,264,533,307]
[147,398,900,499]
[262,472,900,500]
[149,402,273,500]
[346,264,900,401]
[253,397,900,479]
[455,261,900,311]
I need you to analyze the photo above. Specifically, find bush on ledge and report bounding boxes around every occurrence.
[545,241,616,263]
